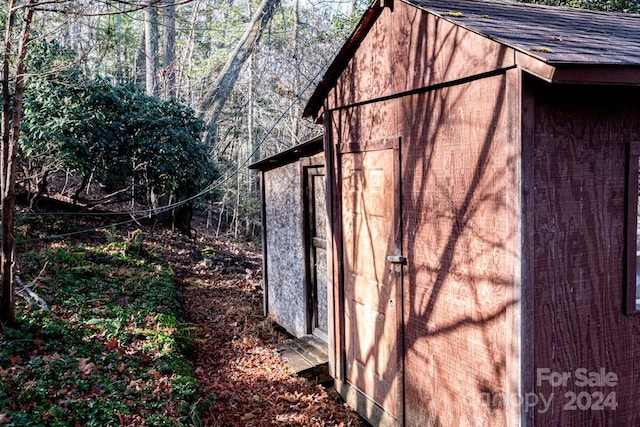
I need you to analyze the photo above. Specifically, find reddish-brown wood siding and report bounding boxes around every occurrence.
[325,2,515,112]
[324,3,521,424]
[504,68,523,426]
[390,3,514,95]
[528,81,640,425]
[324,6,392,113]
[399,73,515,426]
[328,72,518,425]
[317,2,640,426]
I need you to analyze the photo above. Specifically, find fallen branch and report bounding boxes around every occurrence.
[15,263,52,314]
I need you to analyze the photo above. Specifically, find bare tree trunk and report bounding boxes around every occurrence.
[162,0,176,98]
[290,0,300,146]
[1,0,34,325]
[144,1,159,96]
[68,0,82,50]
[248,50,260,196]
[199,0,281,146]
[0,0,14,326]
[233,180,240,239]
[248,53,255,160]
[115,12,123,82]
[178,0,200,101]
[135,32,146,87]
[216,194,227,237]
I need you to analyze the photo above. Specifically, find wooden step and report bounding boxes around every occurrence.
[277,335,331,384]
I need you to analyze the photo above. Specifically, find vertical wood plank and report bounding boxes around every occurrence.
[520,75,536,427]
[625,141,640,314]
[504,67,522,427]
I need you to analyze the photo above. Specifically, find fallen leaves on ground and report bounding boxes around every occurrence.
[3,214,363,426]
[152,230,364,427]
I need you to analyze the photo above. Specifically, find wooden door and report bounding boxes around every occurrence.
[305,165,328,341]
[340,144,401,419]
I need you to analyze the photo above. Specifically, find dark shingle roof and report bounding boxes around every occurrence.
[409,0,640,65]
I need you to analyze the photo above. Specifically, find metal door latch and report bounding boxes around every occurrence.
[386,255,407,265]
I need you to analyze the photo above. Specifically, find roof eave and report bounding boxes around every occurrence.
[248,135,324,171]
[516,50,640,85]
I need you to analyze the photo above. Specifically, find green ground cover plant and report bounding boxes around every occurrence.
[0,227,202,426]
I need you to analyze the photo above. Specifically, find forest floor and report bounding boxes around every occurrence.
[1,211,364,426]
[156,223,365,426]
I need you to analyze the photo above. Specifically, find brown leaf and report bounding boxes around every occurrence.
[104,337,119,351]
[77,358,94,375]
[240,413,255,421]
[0,414,11,425]
[42,353,62,362]
[278,392,299,403]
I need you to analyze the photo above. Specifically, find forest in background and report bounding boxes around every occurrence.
[5,0,368,245]
[5,0,639,242]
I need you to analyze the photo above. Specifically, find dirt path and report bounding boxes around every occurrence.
[155,230,364,427]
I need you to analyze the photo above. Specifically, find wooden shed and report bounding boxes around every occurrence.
[303,0,640,425]
[249,136,329,342]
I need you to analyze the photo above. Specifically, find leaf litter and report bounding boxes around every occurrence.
[2,214,364,426]
[148,226,365,427]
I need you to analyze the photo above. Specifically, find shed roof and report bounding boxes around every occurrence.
[304,0,640,117]
[412,0,640,65]
[248,135,323,172]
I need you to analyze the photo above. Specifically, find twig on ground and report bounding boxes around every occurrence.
[16,276,52,314]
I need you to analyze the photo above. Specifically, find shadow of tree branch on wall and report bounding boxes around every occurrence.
[327,4,520,425]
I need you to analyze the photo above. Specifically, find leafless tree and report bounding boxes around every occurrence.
[144,0,159,95]
[198,0,281,146]
[1,0,36,325]
[161,0,176,97]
